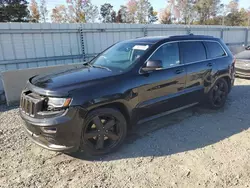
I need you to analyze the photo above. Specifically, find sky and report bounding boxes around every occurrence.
[33,0,249,13]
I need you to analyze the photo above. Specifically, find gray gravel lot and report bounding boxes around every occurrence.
[1,78,250,188]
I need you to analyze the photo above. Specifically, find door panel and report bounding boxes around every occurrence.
[135,42,188,119]
[136,66,186,119]
[185,61,213,103]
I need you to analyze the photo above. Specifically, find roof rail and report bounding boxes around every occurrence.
[169,35,214,39]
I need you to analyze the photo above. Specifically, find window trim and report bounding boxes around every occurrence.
[139,40,228,74]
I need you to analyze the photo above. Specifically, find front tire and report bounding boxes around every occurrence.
[207,78,229,109]
[80,108,127,156]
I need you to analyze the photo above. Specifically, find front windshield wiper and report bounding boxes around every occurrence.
[83,62,111,72]
[92,65,111,72]
[83,62,93,67]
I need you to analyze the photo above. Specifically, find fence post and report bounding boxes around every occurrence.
[79,24,86,62]
[143,25,148,37]
[245,28,249,46]
[220,28,224,40]
[186,26,191,35]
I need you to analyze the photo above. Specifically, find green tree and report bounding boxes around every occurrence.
[194,0,221,25]
[100,3,114,23]
[225,7,248,26]
[148,6,158,23]
[111,10,116,23]
[117,5,128,23]
[0,0,30,22]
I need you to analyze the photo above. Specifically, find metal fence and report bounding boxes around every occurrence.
[0,23,249,96]
[0,23,249,73]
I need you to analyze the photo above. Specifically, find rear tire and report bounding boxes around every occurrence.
[207,78,229,110]
[80,108,127,156]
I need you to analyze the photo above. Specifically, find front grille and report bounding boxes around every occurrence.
[20,91,44,117]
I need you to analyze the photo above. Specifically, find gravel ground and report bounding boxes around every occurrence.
[1,78,250,188]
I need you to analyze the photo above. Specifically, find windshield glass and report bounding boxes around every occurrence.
[90,41,152,71]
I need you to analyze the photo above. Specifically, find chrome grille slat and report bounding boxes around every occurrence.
[24,98,28,113]
[20,92,44,117]
[30,100,34,117]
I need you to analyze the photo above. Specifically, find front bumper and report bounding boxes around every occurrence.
[20,107,85,152]
[235,67,250,78]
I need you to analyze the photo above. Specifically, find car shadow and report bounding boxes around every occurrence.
[69,83,250,161]
[0,104,17,113]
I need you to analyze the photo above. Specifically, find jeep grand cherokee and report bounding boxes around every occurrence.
[20,35,235,155]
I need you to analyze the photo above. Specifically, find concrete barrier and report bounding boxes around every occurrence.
[1,63,84,106]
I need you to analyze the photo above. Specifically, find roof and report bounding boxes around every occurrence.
[126,35,216,44]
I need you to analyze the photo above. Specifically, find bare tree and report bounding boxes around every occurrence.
[29,0,40,23]
[159,6,172,24]
[127,0,137,23]
[51,5,69,23]
[51,0,98,23]
[84,0,99,23]
[40,0,48,23]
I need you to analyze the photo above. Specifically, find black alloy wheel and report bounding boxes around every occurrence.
[81,108,127,156]
[208,78,229,109]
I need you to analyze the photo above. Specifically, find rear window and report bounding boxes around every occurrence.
[179,41,207,64]
[204,41,226,59]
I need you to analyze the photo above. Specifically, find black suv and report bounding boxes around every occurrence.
[20,35,235,155]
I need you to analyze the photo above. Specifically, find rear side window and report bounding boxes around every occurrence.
[179,41,206,64]
[204,41,226,59]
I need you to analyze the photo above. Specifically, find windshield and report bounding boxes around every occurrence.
[90,41,152,71]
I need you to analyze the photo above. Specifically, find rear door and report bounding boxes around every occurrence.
[136,42,187,119]
[179,41,212,104]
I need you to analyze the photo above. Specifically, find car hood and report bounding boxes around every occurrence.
[235,50,250,60]
[31,66,117,92]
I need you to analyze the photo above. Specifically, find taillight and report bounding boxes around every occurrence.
[232,56,236,66]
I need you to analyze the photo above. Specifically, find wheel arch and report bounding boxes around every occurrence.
[214,75,232,93]
[222,76,232,92]
[83,102,133,128]
[207,74,232,93]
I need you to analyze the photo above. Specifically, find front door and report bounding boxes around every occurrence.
[135,42,187,119]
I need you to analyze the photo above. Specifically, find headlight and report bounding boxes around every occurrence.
[47,97,72,108]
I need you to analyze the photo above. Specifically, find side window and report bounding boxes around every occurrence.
[149,43,180,68]
[204,41,226,59]
[179,41,206,64]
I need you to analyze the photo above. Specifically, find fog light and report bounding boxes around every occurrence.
[41,127,57,134]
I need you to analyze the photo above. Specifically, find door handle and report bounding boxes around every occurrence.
[207,62,213,67]
[175,69,184,74]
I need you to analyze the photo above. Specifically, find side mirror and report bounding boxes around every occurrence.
[141,60,163,72]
